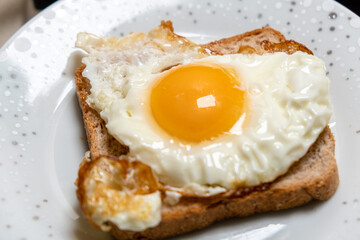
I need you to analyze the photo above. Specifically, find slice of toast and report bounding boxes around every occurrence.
[75,24,339,239]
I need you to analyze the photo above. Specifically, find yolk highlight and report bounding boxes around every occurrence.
[150,63,246,143]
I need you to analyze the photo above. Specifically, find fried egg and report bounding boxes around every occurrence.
[76,23,332,196]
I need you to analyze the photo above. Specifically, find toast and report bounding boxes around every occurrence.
[75,23,339,239]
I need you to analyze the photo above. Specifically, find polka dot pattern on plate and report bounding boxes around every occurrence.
[0,0,360,240]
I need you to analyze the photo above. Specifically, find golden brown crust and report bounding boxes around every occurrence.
[75,25,339,239]
[76,155,163,232]
[201,27,286,55]
[261,40,313,55]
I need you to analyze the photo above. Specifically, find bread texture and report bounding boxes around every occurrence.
[75,64,129,159]
[75,24,339,239]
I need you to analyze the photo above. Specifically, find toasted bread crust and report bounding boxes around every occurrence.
[75,26,339,239]
[75,65,129,159]
[202,27,286,55]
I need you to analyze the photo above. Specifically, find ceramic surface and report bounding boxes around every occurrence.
[1,0,360,239]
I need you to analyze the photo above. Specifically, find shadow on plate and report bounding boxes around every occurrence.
[72,204,113,240]
[170,200,323,240]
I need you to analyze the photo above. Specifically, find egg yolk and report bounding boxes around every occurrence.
[150,63,246,143]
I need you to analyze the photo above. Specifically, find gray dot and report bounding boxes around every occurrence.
[35,204,40,208]
[43,10,56,19]
[10,73,16,79]
[291,1,296,5]
[189,11,193,16]
[34,27,44,33]
[33,216,39,221]
[346,35,350,38]
[287,21,291,25]
[177,5,182,10]
[330,26,335,31]
[46,20,51,25]
[6,224,11,229]
[31,53,37,58]
[329,62,334,66]
[342,201,347,205]
[32,131,37,135]
[329,12,337,19]
[327,50,332,55]
[14,38,31,52]
[318,27,323,32]
[237,9,241,13]
[257,13,263,19]
[12,141,18,146]
[193,19,197,24]
[58,28,64,33]
[212,10,216,14]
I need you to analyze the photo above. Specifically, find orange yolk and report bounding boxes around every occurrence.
[150,63,246,143]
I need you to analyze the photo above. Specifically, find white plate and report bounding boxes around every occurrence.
[1,0,360,239]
